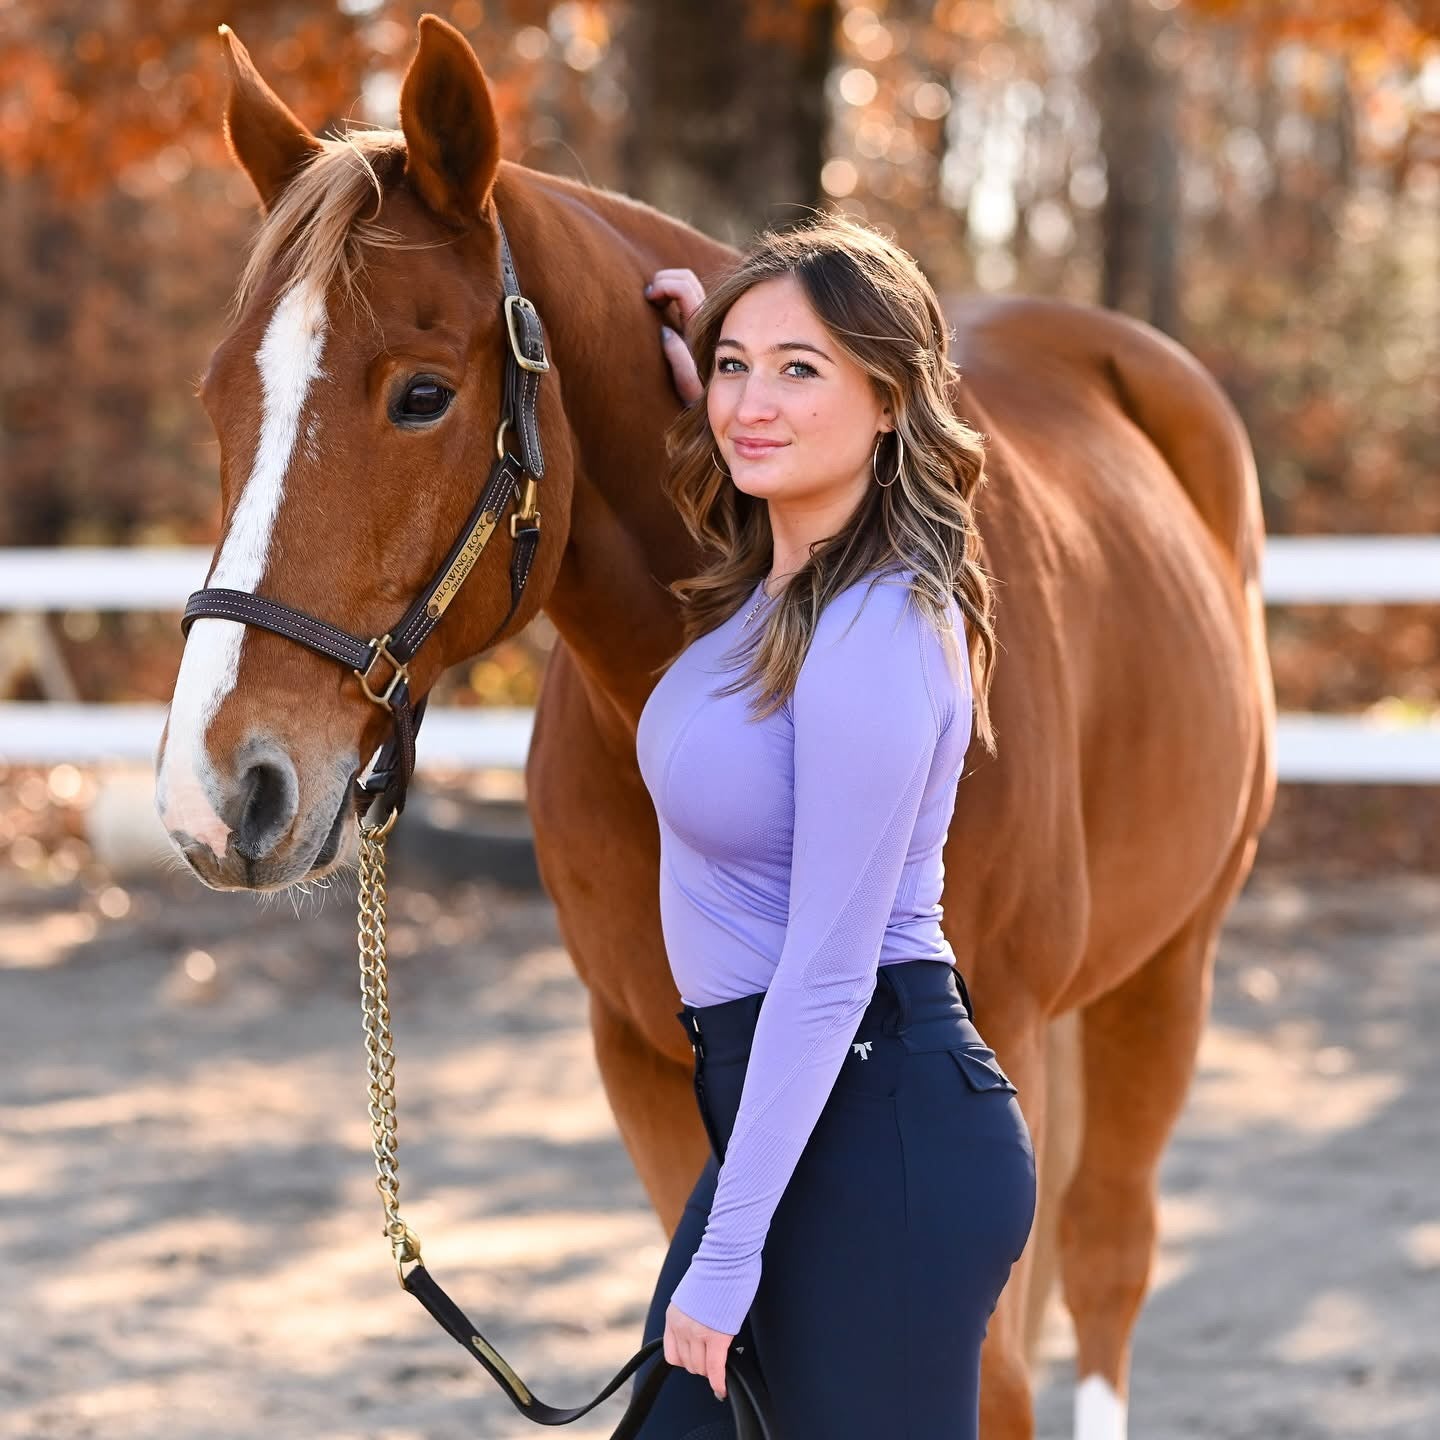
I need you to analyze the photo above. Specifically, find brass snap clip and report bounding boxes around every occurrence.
[358,792,399,840]
[390,1222,424,1288]
[509,476,541,538]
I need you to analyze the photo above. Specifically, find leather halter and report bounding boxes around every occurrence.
[180,215,548,833]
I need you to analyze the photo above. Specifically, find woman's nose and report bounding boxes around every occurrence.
[734,374,779,424]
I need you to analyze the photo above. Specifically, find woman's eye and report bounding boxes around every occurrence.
[712,358,818,378]
[397,379,453,420]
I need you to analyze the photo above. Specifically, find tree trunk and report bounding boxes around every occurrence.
[1092,0,1182,336]
[617,0,837,247]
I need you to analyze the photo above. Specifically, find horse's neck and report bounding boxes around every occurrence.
[496,167,736,724]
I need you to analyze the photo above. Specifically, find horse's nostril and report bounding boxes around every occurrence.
[230,754,299,860]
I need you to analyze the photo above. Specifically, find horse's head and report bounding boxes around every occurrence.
[156,16,566,891]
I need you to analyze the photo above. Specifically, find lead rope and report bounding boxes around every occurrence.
[356,806,423,1283]
[351,808,733,1437]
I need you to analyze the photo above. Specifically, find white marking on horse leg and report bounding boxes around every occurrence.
[1075,1373,1127,1440]
[157,281,328,851]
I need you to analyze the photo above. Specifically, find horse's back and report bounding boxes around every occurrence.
[937,294,1274,1002]
[949,295,1260,573]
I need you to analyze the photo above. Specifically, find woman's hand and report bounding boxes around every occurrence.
[662,1298,733,1401]
[644,267,705,405]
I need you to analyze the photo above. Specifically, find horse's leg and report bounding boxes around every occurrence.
[1023,1010,1086,1358]
[970,1013,1051,1440]
[1058,840,1256,1440]
[589,990,712,1232]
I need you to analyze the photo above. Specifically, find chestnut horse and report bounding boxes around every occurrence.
[154,16,1276,1440]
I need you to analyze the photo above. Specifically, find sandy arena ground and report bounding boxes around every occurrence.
[2,856,1437,1439]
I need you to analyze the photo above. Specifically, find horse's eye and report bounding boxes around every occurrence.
[398,379,453,420]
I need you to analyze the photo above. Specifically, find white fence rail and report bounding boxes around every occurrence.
[1259,537,1440,604]
[1,541,1436,782]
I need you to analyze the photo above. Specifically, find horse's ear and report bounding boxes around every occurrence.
[219,25,321,212]
[399,14,500,228]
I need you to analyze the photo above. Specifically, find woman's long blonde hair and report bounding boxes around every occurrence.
[660,213,999,755]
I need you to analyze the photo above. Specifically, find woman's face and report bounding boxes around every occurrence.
[707,274,892,505]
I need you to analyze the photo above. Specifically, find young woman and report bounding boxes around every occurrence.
[632,215,1036,1440]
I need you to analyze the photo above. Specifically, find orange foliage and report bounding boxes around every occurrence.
[0,2,565,194]
[1185,0,1440,49]
[0,3,370,194]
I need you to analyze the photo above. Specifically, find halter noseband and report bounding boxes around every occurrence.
[180,215,548,833]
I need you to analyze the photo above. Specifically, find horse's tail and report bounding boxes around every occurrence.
[1098,309,1278,840]
[1093,313,1258,577]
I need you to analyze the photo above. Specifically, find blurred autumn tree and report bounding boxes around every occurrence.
[0,0,1435,718]
[816,0,1439,543]
[622,0,836,240]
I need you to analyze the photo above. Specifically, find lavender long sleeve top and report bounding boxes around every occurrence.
[634,568,973,1335]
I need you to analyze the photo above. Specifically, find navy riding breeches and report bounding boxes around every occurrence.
[631,958,1037,1440]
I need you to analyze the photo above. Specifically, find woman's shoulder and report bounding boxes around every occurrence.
[812,566,960,645]
[800,567,967,728]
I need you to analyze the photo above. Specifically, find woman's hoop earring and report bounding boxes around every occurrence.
[712,450,732,478]
[874,431,904,488]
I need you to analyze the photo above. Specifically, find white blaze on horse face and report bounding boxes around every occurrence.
[158,280,329,851]
[1075,1374,1127,1440]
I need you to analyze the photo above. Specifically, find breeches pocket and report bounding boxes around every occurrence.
[947,1043,1019,1095]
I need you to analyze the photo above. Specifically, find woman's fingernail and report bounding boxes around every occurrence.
[713,1389,724,1402]
[660,324,674,339]
[644,282,654,294]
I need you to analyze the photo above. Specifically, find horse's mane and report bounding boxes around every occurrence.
[234,128,410,314]
[232,125,729,323]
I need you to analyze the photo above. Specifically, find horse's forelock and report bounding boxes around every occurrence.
[233,128,410,318]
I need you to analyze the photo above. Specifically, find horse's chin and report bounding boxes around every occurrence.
[307,787,352,873]
[276,784,353,888]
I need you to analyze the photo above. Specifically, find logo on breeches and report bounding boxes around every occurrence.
[851,1041,873,1061]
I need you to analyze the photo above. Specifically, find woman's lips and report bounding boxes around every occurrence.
[733,438,788,459]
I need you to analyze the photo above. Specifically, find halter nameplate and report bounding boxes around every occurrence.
[428,507,501,620]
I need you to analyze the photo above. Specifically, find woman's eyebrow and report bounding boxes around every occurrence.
[715,338,834,362]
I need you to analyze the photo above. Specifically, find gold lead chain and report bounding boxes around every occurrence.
[356,807,423,1285]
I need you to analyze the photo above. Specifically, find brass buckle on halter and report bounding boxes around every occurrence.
[354,633,410,708]
[504,294,550,374]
